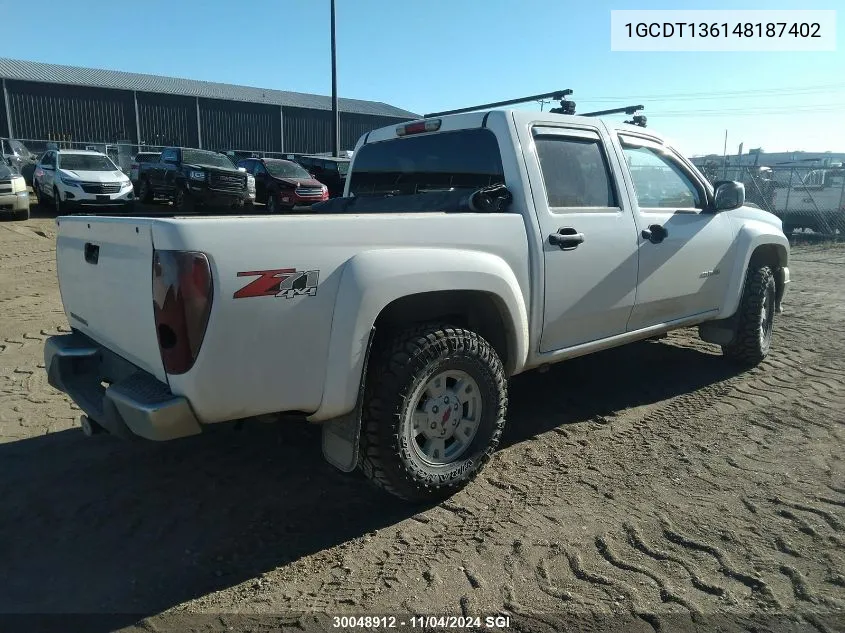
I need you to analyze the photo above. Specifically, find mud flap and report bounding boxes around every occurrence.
[699,315,739,346]
[321,327,375,473]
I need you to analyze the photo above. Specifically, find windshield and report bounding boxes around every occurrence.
[0,163,19,179]
[59,154,118,172]
[348,129,504,196]
[9,140,32,159]
[265,160,311,179]
[182,149,235,169]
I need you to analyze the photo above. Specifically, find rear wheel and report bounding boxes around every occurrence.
[721,264,777,367]
[138,178,153,204]
[359,324,508,502]
[266,192,278,214]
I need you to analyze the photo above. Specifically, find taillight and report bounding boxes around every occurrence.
[396,119,441,137]
[152,250,213,375]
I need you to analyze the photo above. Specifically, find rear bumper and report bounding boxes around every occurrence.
[44,332,202,441]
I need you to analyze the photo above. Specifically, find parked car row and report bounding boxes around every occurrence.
[5,138,349,219]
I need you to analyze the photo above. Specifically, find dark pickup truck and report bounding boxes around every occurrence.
[137,147,249,211]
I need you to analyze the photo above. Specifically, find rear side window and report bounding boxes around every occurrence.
[534,135,617,208]
[137,154,159,163]
[348,129,504,197]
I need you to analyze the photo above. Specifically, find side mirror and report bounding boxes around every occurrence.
[713,180,745,211]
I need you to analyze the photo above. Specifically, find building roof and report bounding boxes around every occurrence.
[0,57,418,119]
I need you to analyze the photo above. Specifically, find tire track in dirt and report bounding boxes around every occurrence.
[659,518,780,606]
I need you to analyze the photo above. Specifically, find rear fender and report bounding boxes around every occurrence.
[308,248,529,423]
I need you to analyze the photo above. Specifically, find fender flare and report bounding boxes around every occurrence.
[308,248,529,423]
[719,228,789,320]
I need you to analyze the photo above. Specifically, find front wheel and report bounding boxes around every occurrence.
[359,324,508,503]
[266,192,278,214]
[721,265,777,366]
[173,187,194,213]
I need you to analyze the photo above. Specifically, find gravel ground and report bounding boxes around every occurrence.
[0,205,843,633]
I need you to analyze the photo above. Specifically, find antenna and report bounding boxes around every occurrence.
[424,90,573,118]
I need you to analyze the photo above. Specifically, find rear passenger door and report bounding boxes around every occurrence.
[521,124,640,352]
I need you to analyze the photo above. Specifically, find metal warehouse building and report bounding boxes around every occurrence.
[0,57,417,154]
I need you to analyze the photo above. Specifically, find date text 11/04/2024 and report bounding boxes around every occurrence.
[331,615,512,629]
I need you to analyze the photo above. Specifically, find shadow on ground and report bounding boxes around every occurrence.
[0,337,741,631]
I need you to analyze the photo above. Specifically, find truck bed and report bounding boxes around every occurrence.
[55,211,531,425]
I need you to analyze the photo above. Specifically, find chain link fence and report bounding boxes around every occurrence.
[698,162,845,239]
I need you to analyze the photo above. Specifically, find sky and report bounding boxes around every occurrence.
[0,0,842,156]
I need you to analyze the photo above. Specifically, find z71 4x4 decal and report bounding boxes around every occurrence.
[233,268,320,299]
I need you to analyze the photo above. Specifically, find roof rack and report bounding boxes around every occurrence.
[423,91,647,127]
[424,90,573,118]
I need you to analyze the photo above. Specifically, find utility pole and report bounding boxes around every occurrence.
[537,98,551,112]
[722,129,728,180]
[330,0,339,157]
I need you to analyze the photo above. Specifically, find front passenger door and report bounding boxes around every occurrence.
[253,162,270,203]
[41,152,56,194]
[619,136,738,331]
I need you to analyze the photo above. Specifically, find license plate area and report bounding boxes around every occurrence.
[96,195,109,202]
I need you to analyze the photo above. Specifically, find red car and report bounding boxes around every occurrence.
[236,157,328,213]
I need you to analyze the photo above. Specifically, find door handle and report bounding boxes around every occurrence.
[549,228,585,250]
[84,242,100,265]
[641,224,668,244]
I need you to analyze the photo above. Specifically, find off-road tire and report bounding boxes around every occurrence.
[359,324,508,503]
[721,264,777,367]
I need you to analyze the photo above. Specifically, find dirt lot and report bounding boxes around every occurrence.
[0,206,843,633]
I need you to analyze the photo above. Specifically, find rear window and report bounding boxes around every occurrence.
[136,153,160,163]
[348,129,504,196]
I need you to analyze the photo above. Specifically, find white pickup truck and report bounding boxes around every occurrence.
[44,109,790,502]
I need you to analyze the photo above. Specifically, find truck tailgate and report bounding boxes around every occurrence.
[56,216,165,382]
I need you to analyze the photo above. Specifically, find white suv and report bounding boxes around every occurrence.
[33,149,135,212]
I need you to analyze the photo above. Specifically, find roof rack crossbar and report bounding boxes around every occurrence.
[424,89,573,118]
[581,105,644,117]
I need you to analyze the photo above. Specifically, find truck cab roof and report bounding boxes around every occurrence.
[361,109,667,147]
